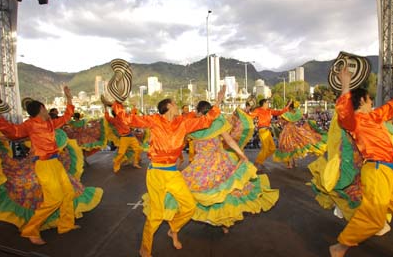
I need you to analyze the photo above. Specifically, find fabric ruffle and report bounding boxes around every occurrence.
[63,119,107,151]
[0,129,103,231]
[142,174,279,227]
[190,161,258,206]
[273,119,327,163]
[308,113,362,221]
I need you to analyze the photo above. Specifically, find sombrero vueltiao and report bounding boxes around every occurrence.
[328,51,371,91]
[102,59,133,104]
[21,97,34,111]
[0,99,11,114]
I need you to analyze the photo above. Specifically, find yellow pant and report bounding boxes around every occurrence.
[141,163,196,255]
[21,158,75,238]
[113,136,142,172]
[255,128,276,165]
[338,162,393,246]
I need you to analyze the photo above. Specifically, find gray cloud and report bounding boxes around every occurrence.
[17,0,378,71]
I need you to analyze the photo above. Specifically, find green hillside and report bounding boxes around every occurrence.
[17,55,379,101]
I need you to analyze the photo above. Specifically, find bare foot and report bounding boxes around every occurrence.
[58,225,81,234]
[167,230,182,250]
[28,237,46,245]
[222,227,229,234]
[376,222,391,236]
[329,243,349,257]
[139,246,151,257]
[133,163,142,169]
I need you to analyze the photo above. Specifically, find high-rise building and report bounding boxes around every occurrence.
[224,76,237,98]
[288,70,296,83]
[295,66,304,81]
[95,76,106,98]
[147,77,163,95]
[254,79,271,98]
[209,55,221,100]
[188,82,197,94]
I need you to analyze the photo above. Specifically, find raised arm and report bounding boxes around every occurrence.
[336,67,356,131]
[53,86,75,128]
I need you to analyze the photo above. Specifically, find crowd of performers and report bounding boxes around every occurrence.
[0,65,392,257]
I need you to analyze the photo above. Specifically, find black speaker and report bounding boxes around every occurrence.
[38,0,48,4]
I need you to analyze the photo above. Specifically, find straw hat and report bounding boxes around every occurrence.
[104,59,133,104]
[328,51,371,91]
[0,99,11,114]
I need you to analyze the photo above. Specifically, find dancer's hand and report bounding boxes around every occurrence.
[338,66,351,95]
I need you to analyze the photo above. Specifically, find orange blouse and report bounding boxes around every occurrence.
[0,104,74,159]
[105,111,131,136]
[336,92,393,162]
[112,102,220,164]
[249,106,288,128]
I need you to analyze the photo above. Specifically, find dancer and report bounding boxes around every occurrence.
[104,110,143,171]
[329,67,393,257]
[0,128,103,245]
[273,101,327,168]
[0,86,80,245]
[111,86,225,257]
[249,99,292,169]
[150,100,279,234]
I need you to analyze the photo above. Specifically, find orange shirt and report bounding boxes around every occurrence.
[104,111,131,136]
[112,102,220,164]
[336,92,393,162]
[249,106,288,128]
[182,111,196,119]
[0,104,74,158]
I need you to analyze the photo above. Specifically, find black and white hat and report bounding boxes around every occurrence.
[21,97,34,111]
[328,51,371,91]
[0,99,11,114]
[106,59,133,103]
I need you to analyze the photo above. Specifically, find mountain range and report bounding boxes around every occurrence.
[17,55,378,102]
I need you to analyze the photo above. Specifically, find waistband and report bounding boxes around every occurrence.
[33,153,59,162]
[366,160,393,170]
[258,126,271,130]
[148,163,177,171]
[120,132,134,137]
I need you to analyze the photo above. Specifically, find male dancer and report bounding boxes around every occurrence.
[330,67,393,256]
[249,99,292,168]
[0,86,77,245]
[112,86,225,257]
[105,110,143,171]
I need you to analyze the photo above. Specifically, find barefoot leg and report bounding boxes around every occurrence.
[28,236,46,245]
[139,246,152,257]
[329,243,349,257]
[167,230,182,250]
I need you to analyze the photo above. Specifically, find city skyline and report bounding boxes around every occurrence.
[17,0,378,73]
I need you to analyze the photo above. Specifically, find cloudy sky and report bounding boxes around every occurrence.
[16,0,378,73]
